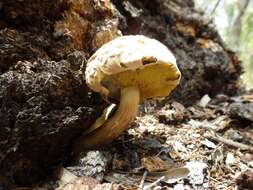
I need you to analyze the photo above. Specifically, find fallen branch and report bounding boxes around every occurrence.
[210,0,222,16]
[206,134,253,152]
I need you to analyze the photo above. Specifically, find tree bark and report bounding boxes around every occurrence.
[0,0,242,187]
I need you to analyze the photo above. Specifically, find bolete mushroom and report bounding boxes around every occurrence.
[74,35,181,152]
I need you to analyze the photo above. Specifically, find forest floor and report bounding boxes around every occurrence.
[23,91,253,190]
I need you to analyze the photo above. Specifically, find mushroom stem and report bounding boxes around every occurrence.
[73,86,140,153]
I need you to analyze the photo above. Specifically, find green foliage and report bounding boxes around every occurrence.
[236,2,253,86]
[223,3,235,43]
[195,0,253,87]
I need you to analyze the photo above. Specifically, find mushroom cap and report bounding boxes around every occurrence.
[85,35,181,100]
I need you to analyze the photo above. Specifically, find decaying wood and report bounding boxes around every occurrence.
[0,0,243,187]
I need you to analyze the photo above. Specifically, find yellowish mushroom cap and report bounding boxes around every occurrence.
[85,35,181,101]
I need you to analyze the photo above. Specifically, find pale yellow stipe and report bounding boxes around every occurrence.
[73,86,140,152]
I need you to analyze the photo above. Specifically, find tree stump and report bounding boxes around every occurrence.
[0,0,242,187]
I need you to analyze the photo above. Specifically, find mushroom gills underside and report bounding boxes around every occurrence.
[101,63,181,101]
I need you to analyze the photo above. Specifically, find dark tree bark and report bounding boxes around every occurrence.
[0,0,242,187]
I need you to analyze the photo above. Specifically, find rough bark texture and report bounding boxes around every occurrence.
[0,0,242,187]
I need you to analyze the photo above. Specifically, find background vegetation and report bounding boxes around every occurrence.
[195,0,253,88]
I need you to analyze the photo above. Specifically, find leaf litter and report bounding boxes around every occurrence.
[50,93,253,190]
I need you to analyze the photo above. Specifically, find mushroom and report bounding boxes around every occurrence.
[74,35,181,152]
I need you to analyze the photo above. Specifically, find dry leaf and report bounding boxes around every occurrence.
[141,156,171,172]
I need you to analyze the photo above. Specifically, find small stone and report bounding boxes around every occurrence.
[225,153,236,165]
[173,184,184,190]
[229,102,253,122]
[201,139,216,149]
[68,151,112,182]
[199,94,211,107]
[185,161,207,185]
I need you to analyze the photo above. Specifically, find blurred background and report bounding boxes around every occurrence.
[195,0,253,88]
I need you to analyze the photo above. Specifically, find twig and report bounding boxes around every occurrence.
[206,134,253,152]
[210,0,222,16]
[143,176,165,190]
[206,0,222,25]
[138,170,148,190]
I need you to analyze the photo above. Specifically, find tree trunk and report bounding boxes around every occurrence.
[230,0,250,49]
[0,0,242,187]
